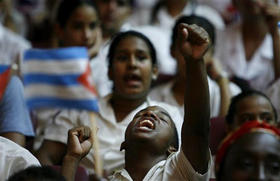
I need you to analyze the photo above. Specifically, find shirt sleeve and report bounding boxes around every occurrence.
[0,76,34,136]
[166,149,212,181]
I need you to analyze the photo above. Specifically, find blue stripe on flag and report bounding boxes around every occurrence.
[24,47,88,61]
[24,74,80,86]
[26,97,99,112]
[0,65,10,73]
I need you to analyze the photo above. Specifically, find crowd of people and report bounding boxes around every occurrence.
[0,0,280,181]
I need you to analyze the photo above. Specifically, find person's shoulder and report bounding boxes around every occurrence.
[1,25,31,49]
[0,136,39,163]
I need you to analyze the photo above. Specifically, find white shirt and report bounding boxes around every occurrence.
[154,3,225,34]
[43,94,183,175]
[0,23,30,65]
[214,22,275,91]
[111,148,211,181]
[266,78,280,121]
[0,136,40,181]
[149,78,241,118]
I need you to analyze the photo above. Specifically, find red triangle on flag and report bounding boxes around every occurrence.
[0,68,10,99]
[77,63,98,95]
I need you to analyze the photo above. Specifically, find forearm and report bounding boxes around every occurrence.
[184,57,210,134]
[216,77,231,117]
[61,155,80,181]
[182,57,210,173]
[272,29,280,81]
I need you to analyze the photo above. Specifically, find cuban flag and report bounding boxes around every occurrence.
[23,47,99,112]
[0,65,11,99]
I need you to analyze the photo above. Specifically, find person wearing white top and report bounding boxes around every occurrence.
[41,94,182,175]
[36,30,183,178]
[214,0,280,91]
[0,23,30,71]
[0,136,40,181]
[150,15,240,118]
[61,23,212,181]
[151,0,225,33]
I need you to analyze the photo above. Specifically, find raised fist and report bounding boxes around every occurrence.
[177,23,210,60]
[66,126,93,161]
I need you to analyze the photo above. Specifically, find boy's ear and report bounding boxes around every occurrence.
[120,141,126,151]
[166,145,177,156]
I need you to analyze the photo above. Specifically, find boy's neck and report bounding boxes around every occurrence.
[111,94,147,122]
[124,145,166,181]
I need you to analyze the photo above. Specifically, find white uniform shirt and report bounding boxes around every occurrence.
[111,149,211,181]
[155,3,225,34]
[0,136,40,181]
[149,78,241,118]
[43,94,183,175]
[0,23,30,65]
[215,22,275,91]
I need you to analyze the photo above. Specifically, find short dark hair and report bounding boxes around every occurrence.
[107,30,157,68]
[8,166,66,181]
[171,15,216,48]
[226,90,278,125]
[56,0,97,27]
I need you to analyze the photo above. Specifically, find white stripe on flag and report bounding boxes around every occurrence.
[23,58,88,74]
[25,84,97,100]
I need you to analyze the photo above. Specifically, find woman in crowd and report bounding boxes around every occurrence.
[214,0,280,91]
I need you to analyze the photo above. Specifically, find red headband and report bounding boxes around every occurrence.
[215,120,280,173]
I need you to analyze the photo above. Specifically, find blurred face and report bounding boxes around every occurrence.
[230,95,276,130]
[59,5,99,48]
[109,36,157,99]
[221,132,280,181]
[124,106,174,150]
[96,0,131,34]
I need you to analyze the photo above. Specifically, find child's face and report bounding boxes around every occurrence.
[230,95,276,131]
[60,5,99,49]
[96,0,131,33]
[221,132,280,181]
[109,36,157,99]
[124,106,174,150]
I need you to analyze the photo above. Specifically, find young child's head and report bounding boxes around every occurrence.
[8,166,65,181]
[55,0,99,49]
[226,90,278,131]
[215,121,280,181]
[108,31,158,99]
[121,106,179,156]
